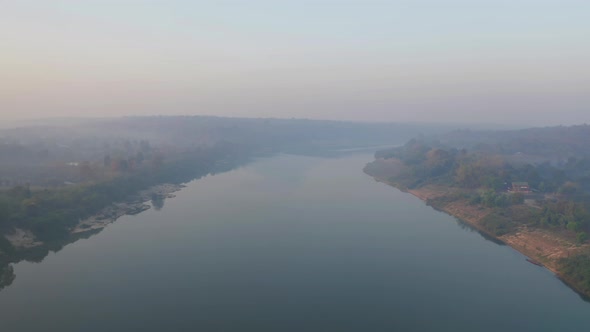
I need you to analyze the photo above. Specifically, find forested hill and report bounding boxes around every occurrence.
[367,123,590,298]
[0,116,461,152]
[433,124,590,160]
[0,116,467,188]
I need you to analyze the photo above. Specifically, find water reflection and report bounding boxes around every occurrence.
[0,265,15,291]
[453,218,507,246]
[0,228,102,291]
[0,157,250,293]
[151,194,165,211]
[426,203,507,246]
[2,153,590,331]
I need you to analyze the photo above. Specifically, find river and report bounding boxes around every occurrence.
[0,153,589,331]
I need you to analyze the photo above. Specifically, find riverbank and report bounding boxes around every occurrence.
[408,185,584,272]
[71,183,184,234]
[411,184,590,298]
[4,183,185,249]
[365,163,590,298]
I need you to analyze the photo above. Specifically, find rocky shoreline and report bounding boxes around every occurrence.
[5,183,185,249]
[71,183,184,234]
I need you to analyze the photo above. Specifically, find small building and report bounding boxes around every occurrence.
[512,182,531,193]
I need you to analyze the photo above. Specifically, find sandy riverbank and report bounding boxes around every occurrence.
[370,174,589,283]
[409,186,585,270]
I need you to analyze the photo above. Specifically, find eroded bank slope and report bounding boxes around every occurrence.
[365,157,590,298]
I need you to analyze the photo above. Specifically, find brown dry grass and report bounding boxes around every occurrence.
[500,228,589,272]
[403,185,589,274]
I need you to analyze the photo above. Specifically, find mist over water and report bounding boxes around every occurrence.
[1,1,589,330]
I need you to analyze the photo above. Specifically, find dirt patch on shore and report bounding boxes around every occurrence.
[443,200,492,224]
[408,186,450,201]
[401,185,589,274]
[5,228,43,249]
[500,228,588,271]
[367,165,590,297]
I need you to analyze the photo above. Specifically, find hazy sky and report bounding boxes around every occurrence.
[2,0,589,125]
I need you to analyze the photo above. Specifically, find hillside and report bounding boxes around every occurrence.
[365,124,590,297]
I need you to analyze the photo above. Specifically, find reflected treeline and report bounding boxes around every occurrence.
[453,218,507,246]
[0,265,15,291]
[150,193,165,211]
[425,203,507,246]
[0,155,251,292]
[0,235,101,291]
[0,228,101,290]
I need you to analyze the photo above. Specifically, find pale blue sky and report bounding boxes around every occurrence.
[1,1,589,125]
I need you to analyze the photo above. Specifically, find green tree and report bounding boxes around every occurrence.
[511,192,525,205]
[577,232,588,244]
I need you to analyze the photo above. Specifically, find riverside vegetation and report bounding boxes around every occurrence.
[0,141,252,290]
[364,124,590,298]
[0,116,449,290]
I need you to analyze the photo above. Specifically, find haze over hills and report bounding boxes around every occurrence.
[430,124,590,161]
[1,117,590,296]
[3,1,590,330]
[0,116,586,249]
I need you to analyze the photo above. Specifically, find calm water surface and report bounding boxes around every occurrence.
[0,153,589,331]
